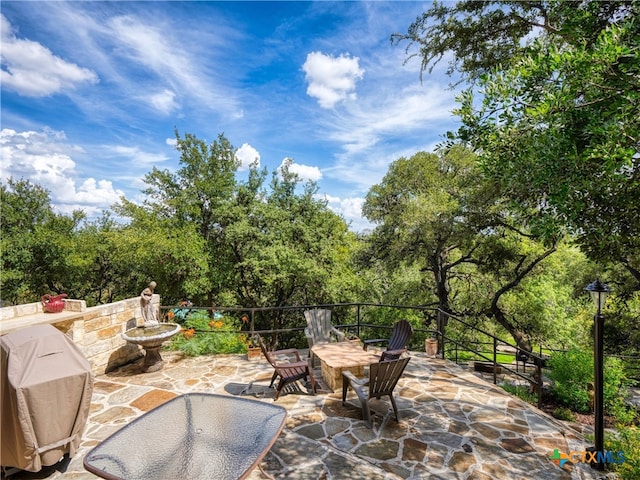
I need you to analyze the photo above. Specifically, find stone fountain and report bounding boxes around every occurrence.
[121,281,181,372]
[122,323,181,372]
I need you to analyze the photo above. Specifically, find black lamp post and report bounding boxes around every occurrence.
[584,279,611,470]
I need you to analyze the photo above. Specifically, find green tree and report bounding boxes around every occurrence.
[394,0,640,353]
[392,1,635,83]
[113,200,211,306]
[1,178,86,304]
[394,0,640,272]
[116,131,237,305]
[117,132,359,318]
[225,160,357,310]
[362,147,558,351]
[455,21,640,268]
[1,179,52,303]
[363,147,484,315]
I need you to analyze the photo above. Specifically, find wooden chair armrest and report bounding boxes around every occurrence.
[342,370,369,386]
[384,348,406,356]
[363,339,388,351]
[380,348,407,361]
[330,326,346,341]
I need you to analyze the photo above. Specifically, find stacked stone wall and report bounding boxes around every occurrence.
[0,295,161,375]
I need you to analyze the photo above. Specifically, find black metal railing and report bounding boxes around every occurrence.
[434,309,546,408]
[160,302,640,407]
[161,302,440,350]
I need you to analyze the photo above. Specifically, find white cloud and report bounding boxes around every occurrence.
[14,3,246,119]
[166,138,177,146]
[1,128,124,217]
[107,145,169,166]
[148,89,179,114]
[278,158,322,182]
[323,194,372,232]
[235,143,260,170]
[321,82,457,191]
[325,194,363,219]
[106,14,242,117]
[302,51,364,109]
[0,14,98,97]
[330,84,455,154]
[108,15,191,84]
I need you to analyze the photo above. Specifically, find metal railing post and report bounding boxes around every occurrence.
[536,363,543,409]
[493,337,498,384]
[437,310,445,357]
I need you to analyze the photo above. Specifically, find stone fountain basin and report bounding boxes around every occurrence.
[122,323,181,348]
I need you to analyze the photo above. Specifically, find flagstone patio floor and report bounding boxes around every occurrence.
[6,349,609,479]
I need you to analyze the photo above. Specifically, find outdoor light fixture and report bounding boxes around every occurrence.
[586,279,611,314]
[584,278,612,471]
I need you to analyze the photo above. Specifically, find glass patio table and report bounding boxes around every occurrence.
[83,393,286,480]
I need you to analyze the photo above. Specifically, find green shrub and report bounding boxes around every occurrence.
[605,425,640,480]
[609,402,637,427]
[548,349,631,419]
[603,356,635,425]
[552,407,576,422]
[548,348,593,413]
[167,311,247,356]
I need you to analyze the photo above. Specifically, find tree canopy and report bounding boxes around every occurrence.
[1,179,86,304]
[1,133,362,313]
[115,131,360,310]
[392,1,637,83]
[362,147,562,350]
[394,0,640,276]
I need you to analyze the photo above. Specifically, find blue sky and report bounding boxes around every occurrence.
[1,1,460,231]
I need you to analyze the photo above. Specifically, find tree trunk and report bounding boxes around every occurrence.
[489,304,532,353]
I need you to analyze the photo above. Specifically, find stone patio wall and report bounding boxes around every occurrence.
[0,295,161,375]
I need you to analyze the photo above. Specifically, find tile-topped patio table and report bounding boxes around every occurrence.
[83,393,286,480]
[311,341,380,391]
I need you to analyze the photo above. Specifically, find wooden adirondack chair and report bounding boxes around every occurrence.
[256,335,316,400]
[304,308,345,348]
[363,319,413,361]
[341,357,410,428]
